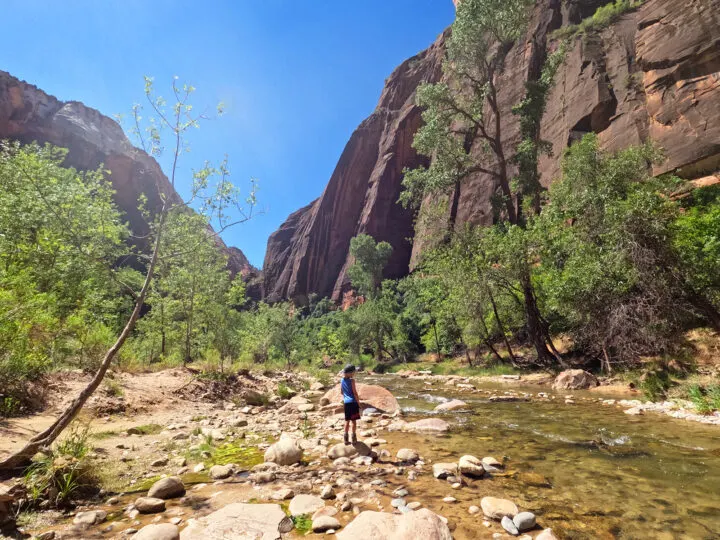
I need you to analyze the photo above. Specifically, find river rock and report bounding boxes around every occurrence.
[328,441,371,459]
[73,510,107,526]
[336,509,452,540]
[271,488,295,500]
[132,523,180,540]
[253,471,276,484]
[321,384,400,414]
[536,529,559,540]
[289,494,325,517]
[148,477,185,499]
[434,399,468,412]
[501,515,520,535]
[458,455,485,478]
[135,497,166,514]
[481,456,503,471]
[297,403,315,412]
[552,369,599,390]
[320,485,336,499]
[209,464,234,480]
[432,463,458,479]
[513,511,536,532]
[405,418,450,433]
[480,497,519,520]
[396,448,420,463]
[265,438,303,465]
[313,515,341,532]
[180,503,292,539]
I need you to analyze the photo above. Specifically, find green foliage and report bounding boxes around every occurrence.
[23,423,96,507]
[291,514,312,534]
[552,0,645,40]
[638,369,671,402]
[0,142,133,403]
[532,134,720,367]
[277,382,295,399]
[687,385,712,414]
[347,234,393,298]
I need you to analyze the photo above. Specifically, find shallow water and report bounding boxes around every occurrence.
[367,374,720,539]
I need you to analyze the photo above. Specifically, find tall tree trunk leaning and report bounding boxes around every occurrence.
[0,203,168,476]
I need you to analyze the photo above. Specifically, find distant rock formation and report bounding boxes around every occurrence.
[264,0,720,302]
[0,70,257,291]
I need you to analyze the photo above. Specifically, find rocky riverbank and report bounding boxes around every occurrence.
[2,367,719,539]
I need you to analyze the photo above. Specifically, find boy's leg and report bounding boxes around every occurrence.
[344,420,350,444]
[351,419,357,444]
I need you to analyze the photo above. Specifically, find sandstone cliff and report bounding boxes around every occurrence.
[265,0,720,301]
[0,70,256,282]
[263,35,446,303]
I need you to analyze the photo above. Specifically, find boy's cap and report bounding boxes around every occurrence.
[343,364,356,374]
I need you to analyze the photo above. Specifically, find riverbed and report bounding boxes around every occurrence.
[367,373,720,539]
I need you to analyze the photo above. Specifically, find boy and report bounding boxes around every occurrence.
[340,364,361,445]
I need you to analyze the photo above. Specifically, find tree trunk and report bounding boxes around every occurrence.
[0,204,168,476]
[488,287,517,364]
[433,321,441,358]
[484,338,504,364]
[520,270,555,366]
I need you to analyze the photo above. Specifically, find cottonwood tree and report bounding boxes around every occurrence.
[347,233,393,299]
[400,0,563,365]
[0,77,256,473]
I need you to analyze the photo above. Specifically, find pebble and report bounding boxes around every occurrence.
[443,496,457,503]
[513,511,536,532]
[391,498,406,508]
[469,505,480,515]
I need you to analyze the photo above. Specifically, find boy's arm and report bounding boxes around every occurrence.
[351,379,361,404]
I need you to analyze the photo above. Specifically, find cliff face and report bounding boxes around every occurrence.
[263,34,446,303]
[0,70,256,282]
[265,0,720,300]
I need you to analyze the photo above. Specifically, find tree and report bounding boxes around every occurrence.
[534,134,720,371]
[400,0,561,365]
[347,234,393,298]
[0,77,256,473]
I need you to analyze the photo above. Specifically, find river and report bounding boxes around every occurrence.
[365,373,720,539]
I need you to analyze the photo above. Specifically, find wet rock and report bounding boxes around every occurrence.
[516,472,551,488]
[135,497,166,514]
[535,529,560,540]
[501,515,520,535]
[180,503,292,539]
[480,497,519,520]
[458,455,485,478]
[289,494,325,517]
[405,419,450,433]
[434,399,467,412]
[265,438,303,466]
[313,515,341,532]
[391,498,406,508]
[432,463,458,479]
[337,509,452,540]
[132,523,180,540]
[468,505,480,515]
[513,512,536,532]
[209,464,234,480]
[393,488,409,498]
[625,406,643,415]
[396,449,420,463]
[481,457,503,471]
[73,510,107,526]
[552,369,599,390]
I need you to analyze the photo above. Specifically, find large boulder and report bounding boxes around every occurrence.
[133,523,180,540]
[264,438,303,466]
[147,476,185,499]
[321,384,399,414]
[180,503,293,539]
[552,369,599,390]
[336,509,452,540]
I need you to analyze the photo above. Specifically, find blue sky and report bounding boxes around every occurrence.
[1,0,454,267]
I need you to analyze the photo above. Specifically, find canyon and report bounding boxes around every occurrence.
[263,0,720,303]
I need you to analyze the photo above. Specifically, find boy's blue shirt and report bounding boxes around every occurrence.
[341,377,356,404]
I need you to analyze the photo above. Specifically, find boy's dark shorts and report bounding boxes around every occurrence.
[344,401,360,421]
